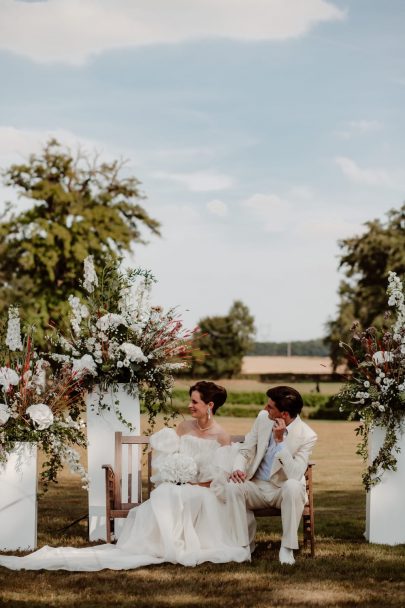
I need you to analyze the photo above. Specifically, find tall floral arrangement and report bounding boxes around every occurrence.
[337,272,405,490]
[0,307,88,490]
[49,257,196,427]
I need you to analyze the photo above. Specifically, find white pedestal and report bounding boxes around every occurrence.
[86,384,140,541]
[365,425,405,545]
[0,443,37,551]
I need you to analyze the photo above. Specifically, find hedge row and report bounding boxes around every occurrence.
[170,389,346,420]
[172,388,331,408]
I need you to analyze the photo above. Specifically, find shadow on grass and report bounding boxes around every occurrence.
[1,545,405,608]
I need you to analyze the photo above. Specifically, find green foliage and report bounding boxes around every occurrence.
[171,388,336,418]
[190,300,255,379]
[326,204,405,368]
[0,139,160,346]
[250,339,329,356]
[307,395,347,420]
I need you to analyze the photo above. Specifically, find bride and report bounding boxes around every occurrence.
[0,381,250,571]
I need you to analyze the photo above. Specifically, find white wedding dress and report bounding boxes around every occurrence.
[0,429,250,571]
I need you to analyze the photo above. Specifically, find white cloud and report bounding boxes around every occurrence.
[242,192,291,232]
[288,185,314,200]
[153,170,234,192]
[0,125,99,162]
[335,156,402,189]
[299,219,363,240]
[347,120,382,133]
[206,199,228,217]
[1,0,345,65]
[334,119,383,140]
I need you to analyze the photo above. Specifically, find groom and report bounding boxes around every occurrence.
[229,385,317,565]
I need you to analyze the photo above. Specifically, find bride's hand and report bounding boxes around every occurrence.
[230,470,246,483]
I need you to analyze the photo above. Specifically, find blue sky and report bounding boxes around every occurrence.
[0,0,404,340]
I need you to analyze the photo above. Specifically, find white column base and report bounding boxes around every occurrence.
[365,425,405,545]
[85,384,140,541]
[0,443,37,551]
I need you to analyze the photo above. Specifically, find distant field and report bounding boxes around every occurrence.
[174,378,343,396]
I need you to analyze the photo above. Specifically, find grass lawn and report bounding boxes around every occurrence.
[1,419,404,608]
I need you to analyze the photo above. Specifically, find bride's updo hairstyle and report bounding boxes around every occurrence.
[189,381,227,414]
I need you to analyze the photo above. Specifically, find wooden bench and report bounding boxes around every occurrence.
[102,432,315,557]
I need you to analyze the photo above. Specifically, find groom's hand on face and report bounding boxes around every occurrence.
[230,470,246,483]
[272,418,286,443]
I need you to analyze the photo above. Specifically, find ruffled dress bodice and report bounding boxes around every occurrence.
[150,428,236,485]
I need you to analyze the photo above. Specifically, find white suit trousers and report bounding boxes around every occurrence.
[226,478,306,550]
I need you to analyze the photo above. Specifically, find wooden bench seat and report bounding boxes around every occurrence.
[102,432,315,556]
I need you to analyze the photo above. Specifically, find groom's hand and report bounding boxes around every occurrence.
[230,470,246,483]
[273,418,286,443]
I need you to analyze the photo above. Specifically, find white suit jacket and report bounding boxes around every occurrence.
[233,410,317,487]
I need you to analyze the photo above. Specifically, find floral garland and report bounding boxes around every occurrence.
[337,272,405,491]
[49,257,197,428]
[0,307,88,490]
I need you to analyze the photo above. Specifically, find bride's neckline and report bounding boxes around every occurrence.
[182,432,220,446]
[195,419,214,432]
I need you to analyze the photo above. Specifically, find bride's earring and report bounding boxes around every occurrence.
[207,407,211,420]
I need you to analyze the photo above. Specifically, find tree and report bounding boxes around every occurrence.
[0,139,160,343]
[326,204,405,367]
[190,300,255,379]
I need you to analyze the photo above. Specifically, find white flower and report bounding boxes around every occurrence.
[68,295,89,336]
[363,381,370,388]
[26,403,54,430]
[5,306,23,351]
[72,354,98,376]
[119,343,148,363]
[0,367,20,391]
[387,271,405,334]
[134,278,152,321]
[32,359,47,391]
[118,285,133,318]
[50,353,71,364]
[373,351,394,365]
[61,446,89,489]
[85,337,96,350]
[0,403,11,425]
[96,313,127,332]
[378,404,385,412]
[157,362,187,372]
[159,452,198,484]
[83,256,99,293]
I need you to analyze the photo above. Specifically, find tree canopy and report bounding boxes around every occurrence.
[0,139,160,343]
[326,204,405,367]
[190,300,256,379]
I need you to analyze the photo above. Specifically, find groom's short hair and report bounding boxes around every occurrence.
[189,381,227,413]
[266,386,303,418]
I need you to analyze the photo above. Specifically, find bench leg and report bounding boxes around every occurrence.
[302,513,315,557]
